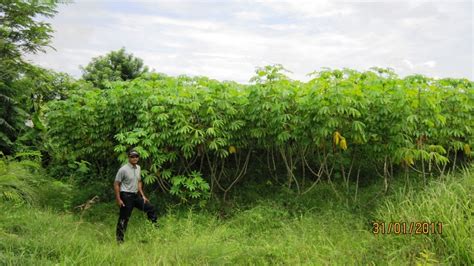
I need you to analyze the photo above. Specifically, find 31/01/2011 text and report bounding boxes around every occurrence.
[372,222,443,235]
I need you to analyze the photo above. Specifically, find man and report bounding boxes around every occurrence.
[114,149,157,243]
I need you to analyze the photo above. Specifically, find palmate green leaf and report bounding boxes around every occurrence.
[206,106,215,115]
[184,180,196,191]
[422,119,435,128]
[277,131,291,143]
[199,181,210,190]
[352,121,365,133]
[214,138,227,146]
[151,106,161,113]
[316,105,331,116]
[156,113,169,121]
[435,114,447,126]
[208,140,218,151]
[190,136,204,145]
[432,153,449,165]
[427,145,447,154]
[464,125,472,134]
[115,133,125,141]
[177,125,193,134]
[189,101,201,111]
[327,119,339,128]
[171,175,185,186]
[169,186,180,195]
[143,173,157,185]
[125,137,139,145]
[142,138,153,147]
[114,145,126,154]
[348,107,361,118]
[212,119,224,128]
[194,129,205,138]
[161,169,172,180]
[216,148,229,158]
[229,120,245,130]
[206,127,216,136]
[336,106,346,115]
[181,143,195,158]
[190,191,200,198]
[167,152,178,162]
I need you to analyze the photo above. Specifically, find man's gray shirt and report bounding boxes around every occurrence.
[115,163,141,193]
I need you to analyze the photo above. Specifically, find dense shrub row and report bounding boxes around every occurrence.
[45,66,473,201]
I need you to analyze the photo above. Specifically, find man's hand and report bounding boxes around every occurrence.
[114,181,124,207]
[138,181,148,203]
[116,198,125,207]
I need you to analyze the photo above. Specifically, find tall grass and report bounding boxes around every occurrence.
[0,158,40,204]
[0,157,72,210]
[0,203,374,265]
[374,167,474,265]
[0,162,472,265]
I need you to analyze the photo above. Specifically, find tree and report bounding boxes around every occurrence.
[0,0,59,155]
[81,48,149,89]
[13,66,80,152]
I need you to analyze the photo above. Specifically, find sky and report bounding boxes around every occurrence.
[27,0,473,83]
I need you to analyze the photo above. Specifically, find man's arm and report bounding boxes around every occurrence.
[114,181,125,207]
[138,180,149,203]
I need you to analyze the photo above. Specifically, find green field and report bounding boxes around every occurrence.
[1,160,472,265]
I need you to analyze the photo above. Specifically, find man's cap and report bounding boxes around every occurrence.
[128,150,140,157]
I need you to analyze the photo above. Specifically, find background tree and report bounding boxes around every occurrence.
[81,48,149,89]
[14,66,79,153]
[0,0,59,155]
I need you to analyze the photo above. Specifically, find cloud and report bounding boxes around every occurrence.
[403,59,436,71]
[403,59,415,70]
[25,0,473,82]
[423,61,437,68]
[234,11,264,21]
[257,0,355,18]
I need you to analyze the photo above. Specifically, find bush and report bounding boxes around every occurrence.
[0,155,72,210]
[45,68,473,202]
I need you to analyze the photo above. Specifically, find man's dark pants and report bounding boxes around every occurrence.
[116,191,157,242]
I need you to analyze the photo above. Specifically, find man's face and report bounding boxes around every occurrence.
[128,155,139,164]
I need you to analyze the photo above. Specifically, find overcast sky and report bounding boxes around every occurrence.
[27,0,473,83]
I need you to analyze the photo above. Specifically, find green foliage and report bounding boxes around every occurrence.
[0,152,71,209]
[0,159,37,204]
[168,171,210,206]
[13,66,78,154]
[0,0,60,155]
[0,151,44,204]
[0,0,57,58]
[45,67,473,202]
[81,47,149,89]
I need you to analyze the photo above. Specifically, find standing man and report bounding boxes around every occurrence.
[114,149,157,243]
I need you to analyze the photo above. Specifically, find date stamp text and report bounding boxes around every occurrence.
[372,222,443,235]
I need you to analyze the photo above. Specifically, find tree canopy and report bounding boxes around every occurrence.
[0,0,59,155]
[81,48,149,89]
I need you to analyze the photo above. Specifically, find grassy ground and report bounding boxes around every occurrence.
[0,167,472,265]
